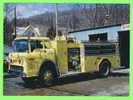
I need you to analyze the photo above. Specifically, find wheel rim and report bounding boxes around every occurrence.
[43,70,54,85]
[100,62,110,76]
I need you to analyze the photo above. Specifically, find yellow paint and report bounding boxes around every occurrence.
[9,36,120,78]
[82,55,120,72]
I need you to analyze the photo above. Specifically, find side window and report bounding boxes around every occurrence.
[89,33,107,42]
[30,40,43,52]
[36,40,43,48]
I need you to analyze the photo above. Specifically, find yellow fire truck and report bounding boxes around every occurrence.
[9,35,120,86]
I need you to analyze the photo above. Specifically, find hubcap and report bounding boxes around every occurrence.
[100,62,110,76]
[43,70,53,85]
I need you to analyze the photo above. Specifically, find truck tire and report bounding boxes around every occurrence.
[99,60,111,77]
[39,67,57,86]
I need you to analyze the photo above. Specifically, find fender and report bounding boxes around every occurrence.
[38,59,60,77]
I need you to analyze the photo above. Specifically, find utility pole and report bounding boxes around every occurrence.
[14,6,16,38]
[55,4,58,36]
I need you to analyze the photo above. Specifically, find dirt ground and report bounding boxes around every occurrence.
[4,68,129,96]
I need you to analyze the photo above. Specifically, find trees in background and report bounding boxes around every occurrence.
[4,4,129,45]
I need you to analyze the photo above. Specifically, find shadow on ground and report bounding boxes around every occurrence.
[15,71,129,89]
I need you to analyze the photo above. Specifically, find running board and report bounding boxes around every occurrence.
[60,72,82,77]
[59,71,94,78]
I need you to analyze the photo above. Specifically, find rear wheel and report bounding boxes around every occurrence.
[99,60,111,77]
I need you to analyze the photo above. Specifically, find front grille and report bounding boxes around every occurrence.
[9,66,23,73]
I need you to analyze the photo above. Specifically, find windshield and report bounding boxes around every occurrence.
[12,39,43,52]
[13,39,28,52]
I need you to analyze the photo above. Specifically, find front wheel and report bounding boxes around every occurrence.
[39,68,57,86]
[99,61,111,77]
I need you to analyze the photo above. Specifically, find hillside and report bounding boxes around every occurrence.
[4,4,129,45]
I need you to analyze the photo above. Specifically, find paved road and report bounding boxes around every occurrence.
[4,68,129,96]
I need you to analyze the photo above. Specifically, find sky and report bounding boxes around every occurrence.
[5,4,128,20]
[5,3,78,19]
[15,4,55,18]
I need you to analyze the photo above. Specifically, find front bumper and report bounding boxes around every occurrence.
[9,65,26,77]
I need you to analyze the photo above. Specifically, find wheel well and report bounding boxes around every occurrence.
[39,60,58,76]
[100,59,111,68]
